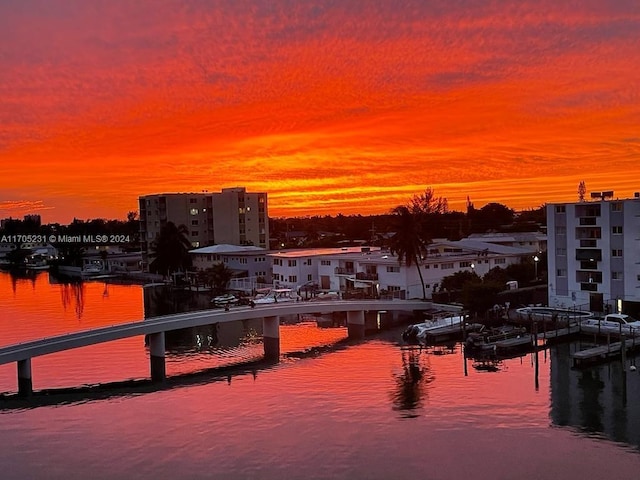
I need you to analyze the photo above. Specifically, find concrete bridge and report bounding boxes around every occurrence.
[0,299,461,396]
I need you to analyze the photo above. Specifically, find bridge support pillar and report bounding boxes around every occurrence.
[347,310,365,339]
[149,332,166,383]
[263,316,280,361]
[17,358,33,397]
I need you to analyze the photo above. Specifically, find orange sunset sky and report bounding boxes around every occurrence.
[1,1,639,223]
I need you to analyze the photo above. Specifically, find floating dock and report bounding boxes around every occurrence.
[572,336,640,368]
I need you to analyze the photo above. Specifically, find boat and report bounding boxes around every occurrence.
[25,254,50,270]
[402,315,466,343]
[82,263,103,275]
[211,293,239,307]
[465,325,532,353]
[253,288,301,304]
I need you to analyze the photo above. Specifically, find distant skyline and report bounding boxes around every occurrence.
[1,1,639,223]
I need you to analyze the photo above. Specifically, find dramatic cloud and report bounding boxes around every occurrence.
[1,0,639,222]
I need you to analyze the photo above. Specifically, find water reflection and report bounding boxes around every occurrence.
[7,269,37,294]
[143,285,212,318]
[391,347,435,415]
[59,282,86,319]
[550,342,640,449]
[142,285,264,363]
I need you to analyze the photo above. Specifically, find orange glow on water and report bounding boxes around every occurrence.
[1,2,639,222]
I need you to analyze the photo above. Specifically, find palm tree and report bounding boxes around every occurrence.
[388,205,430,299]
[205,262,235,295]
[149,222,192,277]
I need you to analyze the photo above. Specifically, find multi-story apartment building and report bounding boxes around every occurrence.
[268,241,531,299]
[547,192,640,314]
[139,187,268,270]
[189,244,271,284]
[211,187,268,248]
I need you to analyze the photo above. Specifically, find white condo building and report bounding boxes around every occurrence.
[547,192,640,314]
[268,240,531,299]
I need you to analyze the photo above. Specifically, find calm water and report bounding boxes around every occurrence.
[1,270,640,479]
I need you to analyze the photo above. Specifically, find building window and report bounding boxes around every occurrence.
[494,258,506,264]
[191,231,198,236]
[273,258,282,266]
[441,263,454,269]
[191,220,198,226]
[321,260,331,266]
[612,226,623,235]
[190,208,199,215]
[288,275,297,283]
[460,261,472,268]
[612,249,623,257]
[555,205,566,213]
[611,202,622,212]
[288,260,297,267]
[612,272,623,280]
[556,248,566,255]
[307,274,312,281]
[557,269,566,277]
[305,259,312,266]
[190,198,197,204]
[386,266,400,273]
[388,286,401,292]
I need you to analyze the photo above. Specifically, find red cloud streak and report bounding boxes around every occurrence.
[1,1,639,222]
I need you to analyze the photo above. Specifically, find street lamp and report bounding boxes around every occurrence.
[533,255,539,280]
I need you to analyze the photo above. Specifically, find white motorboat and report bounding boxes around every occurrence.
[253,288,301,304]
[402,315,466,343]
[25,254,50,270]
[211,293,239,307]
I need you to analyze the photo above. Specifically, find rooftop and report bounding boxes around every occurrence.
[189,244,266,255]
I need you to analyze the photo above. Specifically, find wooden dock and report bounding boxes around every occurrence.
[535,324,580,342]
[572,336,640,368]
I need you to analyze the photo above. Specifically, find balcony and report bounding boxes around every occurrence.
[579,217,597,226]
[576,271,602,284]
[580,283,598,292]
[580,239,598,248]
[576,249,602,262]
[356,272,378,281]
[335,267,355,275]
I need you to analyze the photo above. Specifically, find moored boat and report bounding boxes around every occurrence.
[465,325,531,353]
[402,315,466,343]
[253,288,301,304]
